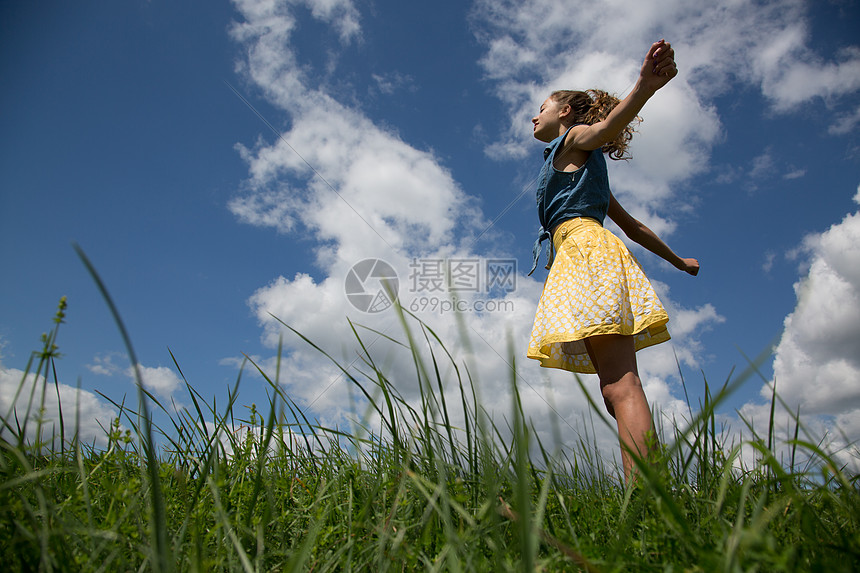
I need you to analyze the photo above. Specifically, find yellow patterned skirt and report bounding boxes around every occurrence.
[527,217,670,373]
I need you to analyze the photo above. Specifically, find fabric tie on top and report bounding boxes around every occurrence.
[529,226,553,276]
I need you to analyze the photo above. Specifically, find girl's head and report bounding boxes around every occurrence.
[536,89,640,160]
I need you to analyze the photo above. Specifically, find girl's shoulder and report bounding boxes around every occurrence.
[545,124,585,157]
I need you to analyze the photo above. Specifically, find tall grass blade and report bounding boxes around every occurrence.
[74,244,173,572]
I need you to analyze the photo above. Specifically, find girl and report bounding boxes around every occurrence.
[526,40,699,483]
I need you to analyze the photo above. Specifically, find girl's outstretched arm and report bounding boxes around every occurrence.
[607,193,699,276]
[566,40,678,152]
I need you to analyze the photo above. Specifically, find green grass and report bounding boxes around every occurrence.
[2,286,859,571]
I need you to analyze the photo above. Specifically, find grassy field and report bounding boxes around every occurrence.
[2,289,859,572]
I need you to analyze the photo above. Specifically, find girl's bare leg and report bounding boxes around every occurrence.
[584,334,655,483]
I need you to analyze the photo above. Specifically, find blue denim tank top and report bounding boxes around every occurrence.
[529,126,611,275]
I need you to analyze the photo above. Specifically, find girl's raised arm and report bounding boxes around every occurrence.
[566,40,678,152]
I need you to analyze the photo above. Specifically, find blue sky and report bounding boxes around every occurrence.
[2,0,859,471]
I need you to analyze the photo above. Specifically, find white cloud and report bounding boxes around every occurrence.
[371,72,415,96]
[293,0,361,42]
[738,187,860,469]
[734,398,860,474]
[87,353,121,376]
[88,353,184,405]
[0,363,118,447]
[829,105,860,135]
[763,250,777,273]
[750,148,776,180]
[228,102,486,263]
[771,203,860,414]
[763,46,860,111]
[131,365,184,404]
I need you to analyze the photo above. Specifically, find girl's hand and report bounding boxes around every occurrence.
[679,257,699,276]
[640,39,678,93]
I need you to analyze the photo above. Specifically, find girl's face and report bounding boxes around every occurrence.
[532,97,565,143]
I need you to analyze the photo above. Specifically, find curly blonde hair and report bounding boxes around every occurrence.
[550,89,641,160]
